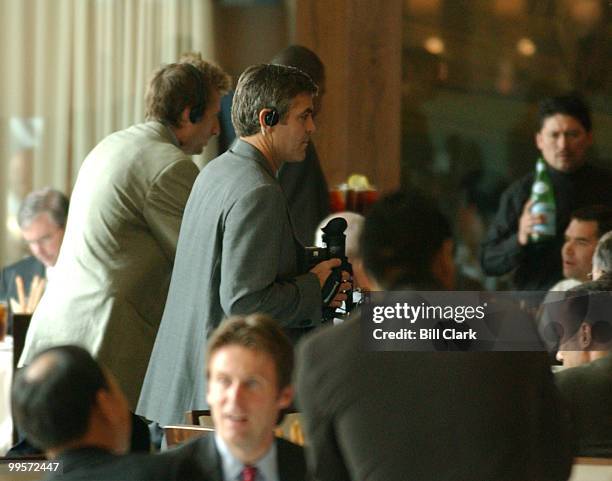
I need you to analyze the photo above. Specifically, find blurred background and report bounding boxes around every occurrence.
[1,0,610,286]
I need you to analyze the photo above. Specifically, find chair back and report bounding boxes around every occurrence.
[164,425,213,448]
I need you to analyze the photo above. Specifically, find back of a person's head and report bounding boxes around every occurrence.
[207,313,294,390]
[18,187,69,229]
[593,231,612,275]
[145,53,230,128]
[570,205,612,237]
[231,63,318,137]
[270,45,324,85]
[12,345,108,451]
[562,279,612,344]
[538,92,591,132]
[360,190,451,289]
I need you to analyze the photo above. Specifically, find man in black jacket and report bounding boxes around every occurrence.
[297,190,572,481]
[12,345,202,481]
[481,93,612,290]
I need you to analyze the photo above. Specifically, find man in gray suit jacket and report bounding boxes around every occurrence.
[138,64,349,427]
[20,54,231,408]
[173,314,307,481]
[296,191,572,481]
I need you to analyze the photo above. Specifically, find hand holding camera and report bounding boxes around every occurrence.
[305,217,354,320]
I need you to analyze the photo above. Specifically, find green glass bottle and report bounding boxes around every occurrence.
[529,158,556,243]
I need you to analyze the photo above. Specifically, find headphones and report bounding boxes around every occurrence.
[264,109,280,127]
[183,63,206,124]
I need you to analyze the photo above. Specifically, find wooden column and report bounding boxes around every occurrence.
[295,0,402,192]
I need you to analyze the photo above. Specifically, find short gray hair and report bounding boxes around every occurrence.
[18,188,69,229]
[593,231,612,274]
[231,64,317,137]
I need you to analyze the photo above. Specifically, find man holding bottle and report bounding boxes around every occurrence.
[481,93,612,290]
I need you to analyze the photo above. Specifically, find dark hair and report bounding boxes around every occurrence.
[145,53,231,128]
[18,188,69,229]
[270,45,325,86]
[570,205,612,238]
[360,190,452,288]
[11,346,108,450]
[560,278,612,345]
[231,64,318,137]
[206,314,294,390]
[538,93,592,132]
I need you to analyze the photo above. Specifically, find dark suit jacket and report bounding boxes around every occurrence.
[0,255,45,303]
[45,446,205,481]
[296,310,573,481]
[555,354,612,457]
[278,142,329,246]
[172,435,307,481]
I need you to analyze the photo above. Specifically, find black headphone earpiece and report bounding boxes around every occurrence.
[264,109,279,127]
[184,63,205,124]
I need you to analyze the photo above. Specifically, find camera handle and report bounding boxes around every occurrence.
[321,260,353,322]
[321,266,343,305]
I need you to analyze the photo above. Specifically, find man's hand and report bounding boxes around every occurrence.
[329,275,352,308]
[518,199,545,246]
[310,259,352,307]
[310,258,342,287]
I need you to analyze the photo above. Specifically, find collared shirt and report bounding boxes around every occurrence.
[46,264,56,284]
[214,433,279,481]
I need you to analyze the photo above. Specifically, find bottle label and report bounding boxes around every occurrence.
[532,181,548,195]
[531,202,555,236]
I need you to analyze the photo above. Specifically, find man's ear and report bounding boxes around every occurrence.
[258,109,279,131]
[179,107,191,127]
[276,385,294,411]
[578,322,593,349]
[95,389,115,423]
[535,131,544,151]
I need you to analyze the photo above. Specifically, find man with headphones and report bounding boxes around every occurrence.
[20,53,231,410]
[137,64,350,429]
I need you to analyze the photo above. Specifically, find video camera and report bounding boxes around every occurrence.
[304,217,353,321]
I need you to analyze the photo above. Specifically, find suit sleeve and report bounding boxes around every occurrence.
[532,358,573,480]
[143,159,199,262]
[480,184,527,276]
[296,337,352,481]
[220,184,322,328]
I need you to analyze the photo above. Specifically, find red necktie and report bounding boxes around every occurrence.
[242,465,257,481]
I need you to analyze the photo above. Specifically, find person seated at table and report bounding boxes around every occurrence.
[550,205,612,292]
[11,345,202,480]
[173,314,307,481]
[554,277,612,456]
[0,187,68,313]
